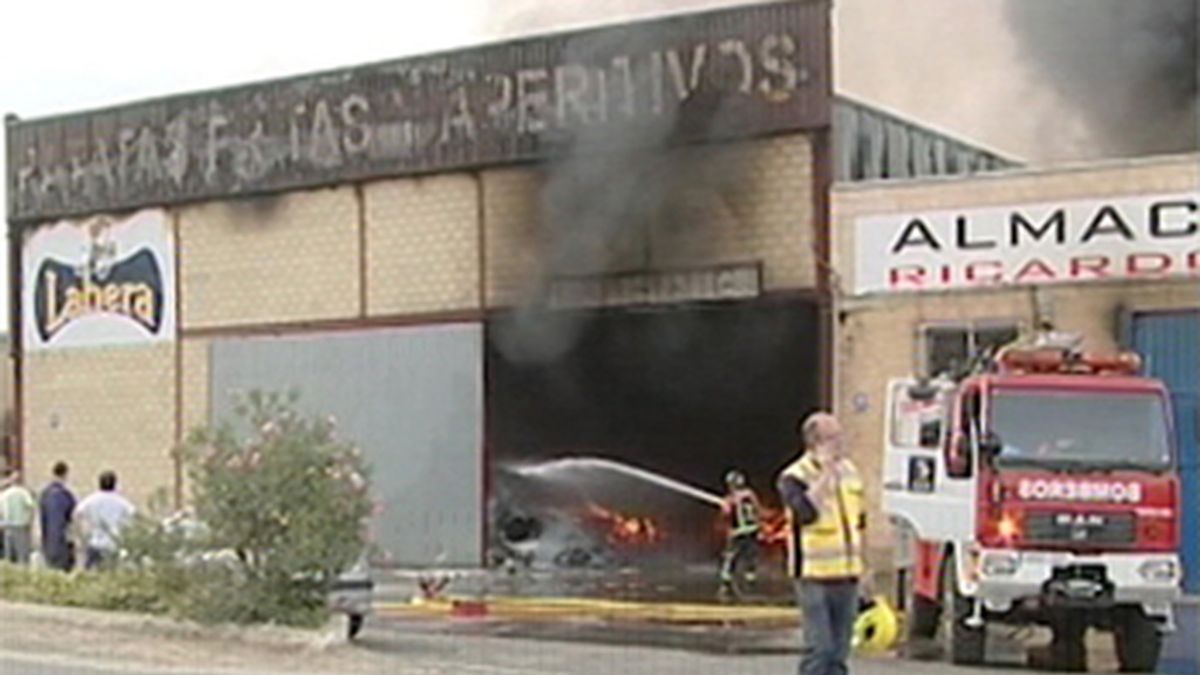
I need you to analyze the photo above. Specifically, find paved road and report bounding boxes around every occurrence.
[354,627,1043,674]
[0,622,1100,675]
[0,644,1043,675]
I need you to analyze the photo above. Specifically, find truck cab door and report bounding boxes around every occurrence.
[882,378,978,542]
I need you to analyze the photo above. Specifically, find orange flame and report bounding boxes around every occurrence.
[587,504,664,547]
[713,506,789,547]
[759,508,790,547]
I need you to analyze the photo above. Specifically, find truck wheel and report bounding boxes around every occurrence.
[939,553,985,665]
[903,593,943,660]
[1035,618,1087,672]
[908,593,940,640]
[1113,607,1161,673]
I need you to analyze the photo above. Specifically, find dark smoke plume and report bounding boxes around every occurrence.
[1003,0,1199,157]
[491,21,752,365]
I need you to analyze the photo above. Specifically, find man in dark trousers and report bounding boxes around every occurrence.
[778,412,868,675]
[39,462,76,571]
[718,469,762,600]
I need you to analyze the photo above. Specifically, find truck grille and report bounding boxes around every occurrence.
[1024,511,1136,546]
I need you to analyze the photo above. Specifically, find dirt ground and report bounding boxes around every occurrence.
[0,601,371,673]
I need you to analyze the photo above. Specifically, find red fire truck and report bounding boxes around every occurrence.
[883,339,1182,672]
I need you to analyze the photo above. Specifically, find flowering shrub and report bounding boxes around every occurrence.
[166,390,372,625]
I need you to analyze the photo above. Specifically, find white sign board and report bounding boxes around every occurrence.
[23,209,175,350]
[854,192,1200,295]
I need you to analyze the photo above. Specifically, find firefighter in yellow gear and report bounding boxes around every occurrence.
[718,469,762,599]
[778,412,867,675]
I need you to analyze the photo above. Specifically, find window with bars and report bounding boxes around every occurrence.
[922,322,1020,377]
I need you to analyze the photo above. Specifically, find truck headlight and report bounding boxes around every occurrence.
[981,552,1021,577]
[1137,559,1178,583]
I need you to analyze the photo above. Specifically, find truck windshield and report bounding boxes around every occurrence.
[990,390,1172,472]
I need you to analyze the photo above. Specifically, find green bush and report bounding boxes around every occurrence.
[179,391,371,587]
[0,563,169,614]
[170,390,372,627]
[169,566,327,628]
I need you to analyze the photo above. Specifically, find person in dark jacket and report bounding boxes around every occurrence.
[718,469,763,600]
[39,462,77,571]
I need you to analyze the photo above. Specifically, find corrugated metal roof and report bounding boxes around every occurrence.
[833,96,1021,183]
[833,150,1197,192]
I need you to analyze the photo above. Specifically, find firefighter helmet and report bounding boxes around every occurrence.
[852,595,899,653]
[724,470,746,489]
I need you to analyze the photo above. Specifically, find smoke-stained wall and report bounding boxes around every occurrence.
[485,134,816,310]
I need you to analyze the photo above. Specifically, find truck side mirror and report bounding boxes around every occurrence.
[946,435,973,478]
[979,432,1003,463]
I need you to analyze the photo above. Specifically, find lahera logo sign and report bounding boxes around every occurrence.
[24,210,174,350]
[33,249,164,342]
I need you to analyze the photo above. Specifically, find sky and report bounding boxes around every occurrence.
[2,0,1196,322]
[0,0,1055,161]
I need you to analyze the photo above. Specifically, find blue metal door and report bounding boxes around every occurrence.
[1132,311,1200,594]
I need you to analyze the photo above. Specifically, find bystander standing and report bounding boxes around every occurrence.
[73,471,136,570]
[778,412,868,675]
[39,462,77,571]
[0,471,37,565]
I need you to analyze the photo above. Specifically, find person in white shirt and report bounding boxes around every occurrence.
[73,471,136,570]
[0,472,36,565]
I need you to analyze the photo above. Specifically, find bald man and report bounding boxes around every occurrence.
[778,412,868,675]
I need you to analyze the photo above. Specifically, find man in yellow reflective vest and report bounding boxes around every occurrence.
[777,412,867,675]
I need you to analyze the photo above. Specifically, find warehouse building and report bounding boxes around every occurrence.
[6,0,1009,566]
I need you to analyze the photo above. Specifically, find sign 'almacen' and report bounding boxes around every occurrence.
[854,193,1200,295]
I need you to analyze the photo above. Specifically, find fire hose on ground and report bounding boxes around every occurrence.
[379,592,904,653]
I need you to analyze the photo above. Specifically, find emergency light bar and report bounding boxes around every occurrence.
[996,348,1142,376]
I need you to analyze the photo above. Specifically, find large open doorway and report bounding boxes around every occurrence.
[485,298,820,584]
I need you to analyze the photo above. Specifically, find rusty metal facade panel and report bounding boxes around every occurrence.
[6,0,832,224]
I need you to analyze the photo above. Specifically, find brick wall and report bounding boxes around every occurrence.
[365,174,480,315]
[482,167,544,308]
[650,135,816,290]
[23,345,176,508]
[483,133,818,308]
[179,188,361,328]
